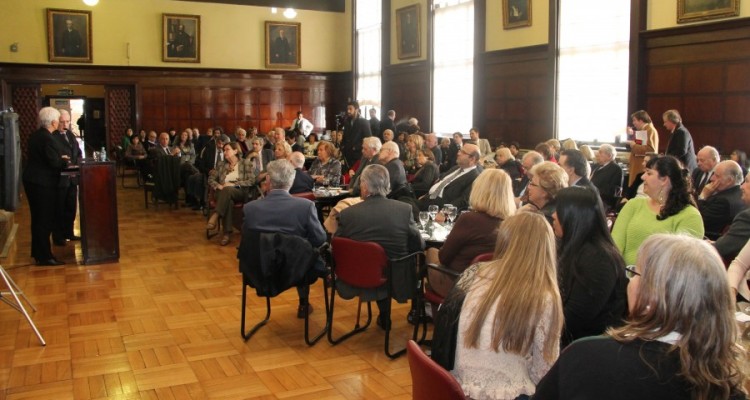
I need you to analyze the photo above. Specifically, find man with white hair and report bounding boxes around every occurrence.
[425,133,442,165]
[590,143,624,211]
[242,159,327,318]
[52,109,82,245]
[692,145,720,196]
[288,151,314,194]
[698,160,746,240]
[378,141,408,196]
[350,136,382,196]
[336,164,424,329]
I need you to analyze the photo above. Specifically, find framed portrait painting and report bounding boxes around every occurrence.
[396,4,420,60]
[46,8,92,63]
[503,0,532,29]
[163,14,200,63]
[265,21,301,69]
[677,0,740,23]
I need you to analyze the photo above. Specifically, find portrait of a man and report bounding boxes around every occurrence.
[396,5,420,60]
[46,9,92,63]
[163,14,200,63]
[265,22,301,69]
[503,0,532,29]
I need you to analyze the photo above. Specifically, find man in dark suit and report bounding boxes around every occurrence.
[52,109,82,245]
[691,146,719,198]
[419,143,481,211]
[380,110,396,139]
[336,164,424,328]
[368,108,381,141]
[243,159,327,318]
[560,149,596,191]
[341,100,372,168]
[143,131,157,152]
[350,137,382,197]
[714,172,750,260]
[590,144,624,211]
[148,132,181,161]
[23,107,69,266]
[187,134,230,210]
[289,152,314,194]
[663,109,697,172]
[425,133,442,166]
[698,160,746,240]
[444,132,464,171]
[377,141,408,195]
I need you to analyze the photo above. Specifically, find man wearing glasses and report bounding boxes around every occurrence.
[418,143,481,212]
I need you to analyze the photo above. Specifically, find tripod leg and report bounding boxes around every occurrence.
[0,267,45,346]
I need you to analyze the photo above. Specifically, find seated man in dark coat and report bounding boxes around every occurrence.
[335,164,425,329]
[590,144,623,211]
[243,159,327,318]
[714,171,750,260]
[560,149,596,191]
[418,143,481,211]
[288,152,314,194]
[698,160,746,240]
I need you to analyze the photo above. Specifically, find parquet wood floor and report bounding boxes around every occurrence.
[0,180,429,400]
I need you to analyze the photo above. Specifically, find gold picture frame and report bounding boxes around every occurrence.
[163,14,200,63]
[677,0,740,24]
[46,8,92,63]
[396,4,421,60]
[503,0,532,30]
[265,21,301,69]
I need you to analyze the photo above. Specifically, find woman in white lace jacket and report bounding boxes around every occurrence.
[451,211,563,400]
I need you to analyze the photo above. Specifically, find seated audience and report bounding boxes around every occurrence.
[728,238,750,302]
[378,141,409,195]
[175,130,196,165]
[697,160,746,240]
[590,144,624,211]
[274,141,292,161]
[308,140,342,185]
[519,161,568,224]
[206,142,256,246]
[535,142,557,163]
[546,138,561,160]
[335,164,425,329]
[692,146,720,198]
[731,149,748,177]
[124,135,147,167]
[242,159,326,318]
[469,128,492,158]
[535,234,747,400]
[625,110,659,191]
[304,132,319,158]
[713,172,750,261]
[517,150,545,204]
[349,137,381,197]
[442,212,562,400]
[561,138,577,151]
[426,169,516,298]
[495,147,524,196]
[288,152,314,194]
[552,187,628,347]
[623,152,657,200]
[508,141,521,160]
[236,128,251,155]
[247,137,274,171]
[439,137,452,172]
[410,149,439,198]
[579,144,594,165]
[403,133,424,175]
[612,156,704,265]
[425,133,442,165]
[558,149,595,190]
[419,143,481,211]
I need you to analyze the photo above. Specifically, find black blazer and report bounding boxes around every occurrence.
[419,166,480,211]
[380,117,396,137]
[691,167,712,196]
[51,129,82,186]
[341,116,372,167]
[666,125,697,172]
[23,127,67,187]
[590,162,623,210]
[290,168,314,194]
[698,185,746,240]
[714,207,750,261]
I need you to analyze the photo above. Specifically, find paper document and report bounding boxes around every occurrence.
[634,130,648,145]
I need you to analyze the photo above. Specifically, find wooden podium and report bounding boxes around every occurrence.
[78,161,120,264]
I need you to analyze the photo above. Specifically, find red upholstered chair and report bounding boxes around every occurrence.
[424,252,493,307]
[328,236,427,359]
[291,191,316,201]
[407,340,466,400]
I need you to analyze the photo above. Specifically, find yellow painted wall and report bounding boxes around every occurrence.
[648,0,750,30]
[0,0,351,72]
[391,0,428,64]
[486,0,548,51]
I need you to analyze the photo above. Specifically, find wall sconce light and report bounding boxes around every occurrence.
[283,8,297,19]
[83,0,99,6]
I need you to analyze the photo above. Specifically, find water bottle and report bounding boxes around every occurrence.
[100,146,107,162]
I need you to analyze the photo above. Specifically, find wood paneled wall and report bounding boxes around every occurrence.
[479,45,552,148]
[0,64,349,154]
[642,18,750,155]
[382,61,431,132]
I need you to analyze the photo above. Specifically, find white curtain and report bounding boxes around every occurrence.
[433,0,474,135]
[557,0,631,143]
[356,0,382,117]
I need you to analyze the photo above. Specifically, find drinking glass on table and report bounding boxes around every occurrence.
[418,211,429,230]
[428,205,439,222]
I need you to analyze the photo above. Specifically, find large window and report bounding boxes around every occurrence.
[557,1,630,143]
[355,0,381,118]
[433,0,474,135]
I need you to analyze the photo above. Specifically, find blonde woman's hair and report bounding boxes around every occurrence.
[546,138,561,151]
[495,147,512,162]
[408,134,424,152]
[562,138,578,150]
[530,161,568,199]
[469,169,517,220]
[609,234,746,400]
[579,145,594,161]
[464,211,563,362]
[275,142,292,158]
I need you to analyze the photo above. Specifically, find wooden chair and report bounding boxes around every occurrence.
[238,230,329,345]
[327,237,427,359]
[406,340,466,400]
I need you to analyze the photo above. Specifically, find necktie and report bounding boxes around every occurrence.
[430,169,462,199]
[699,172,710,191]
[164,147,169,155]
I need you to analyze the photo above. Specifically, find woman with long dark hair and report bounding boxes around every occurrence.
[611,155,703,265]
[551,186,628,347]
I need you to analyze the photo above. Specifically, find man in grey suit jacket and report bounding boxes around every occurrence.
[336,164,424,329]
[349,136,381,196]
[418,143,481,211]
[243,159,327,318]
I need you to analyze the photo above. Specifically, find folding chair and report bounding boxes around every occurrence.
[327,236,427,359]
[0,265,45,346]
[407,340,466,400]
[238,230,329,345]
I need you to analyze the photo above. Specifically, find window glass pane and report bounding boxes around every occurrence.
[356,0,381,117]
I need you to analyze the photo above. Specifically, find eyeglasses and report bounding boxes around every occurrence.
[624,264,641,279]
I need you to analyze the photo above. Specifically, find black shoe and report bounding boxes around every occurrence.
[53,239,67,246]
[36,258,65,266]
[297,304,313,319]
[376,314,391,331]
[68,235,82,241]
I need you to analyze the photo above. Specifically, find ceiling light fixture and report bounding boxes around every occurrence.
[283,8,297,19]
[83,0,99,6]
